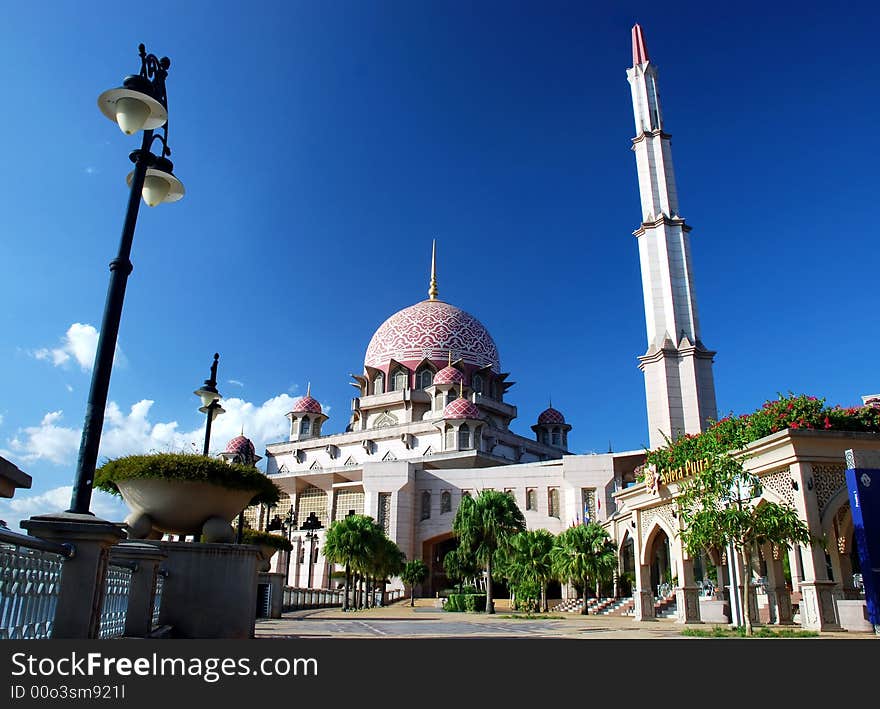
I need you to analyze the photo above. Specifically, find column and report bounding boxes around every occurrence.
[109,541,167,638]
[632,517,656,622]
[763,543,793,625]
[791,462,842,630]
[674,550,701,624]
[22,512,126,639]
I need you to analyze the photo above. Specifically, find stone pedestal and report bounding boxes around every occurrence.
[109,541,167,638]
[634,590,656,621]
[157,542,261,638]
[835,600,875,633]
[698,598,730,624]
[799,580,843,631]
[766,585,794,625]
[21,512,126,639]
[258,572,285,619]
[675,586,702,624]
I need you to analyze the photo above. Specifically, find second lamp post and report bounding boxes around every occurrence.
[194,353,225,455]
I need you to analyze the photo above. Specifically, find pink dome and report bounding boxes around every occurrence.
[537,407,566,425]
[443,397,482,420]
[434,365,464,385]
[291,395,323,415]
[364,300,500,373]
[225,435,256,457]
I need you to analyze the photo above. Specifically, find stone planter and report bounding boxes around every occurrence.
[117,478,258,542]
[257,544,278,572]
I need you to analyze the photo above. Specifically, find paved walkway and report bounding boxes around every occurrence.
[255,599,874,640]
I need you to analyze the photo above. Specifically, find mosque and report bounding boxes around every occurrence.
[223,25,876,631]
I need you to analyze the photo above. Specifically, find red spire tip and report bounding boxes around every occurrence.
[632,23,649,66]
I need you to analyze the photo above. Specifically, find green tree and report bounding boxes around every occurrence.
[323,514,380,611]
[401,559,429,607]
[505,529,555,613]
[551,522,616,615]
[371,537,405,606]
[675,451,812,636]
[443,547,478,594]
[453,489,526,614]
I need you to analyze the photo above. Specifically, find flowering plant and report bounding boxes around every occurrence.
[641,393,880,478]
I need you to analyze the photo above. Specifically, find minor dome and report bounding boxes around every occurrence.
[537,407,566,425]
[434,365,464,385]
[443,397,482,420]
[225,434,255,457]
[291,395,323,415]
[364,300,500,373]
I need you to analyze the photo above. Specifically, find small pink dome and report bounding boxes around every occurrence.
[537,407,566,425]
[434,366,464,385]
[291,395,323,414]
[225,435,256,457]
[443,398,482,420]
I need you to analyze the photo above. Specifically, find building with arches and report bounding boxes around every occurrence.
[250,24,878,631]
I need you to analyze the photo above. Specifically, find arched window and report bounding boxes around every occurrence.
[458,423,471,450]
[552,428,561,446]
[540,431,549,445]
[300,418,311,435]
[472,374,483,394]
[440,491,452,513]
[298,547,305,564]
[373,373,384,395]
[392,369,408,391]
[446,390,457,407]
[490,381,499,400]
[548,488,560,518]
[421,491,431,521]
[526,488,537,511]
[417,368,433,389]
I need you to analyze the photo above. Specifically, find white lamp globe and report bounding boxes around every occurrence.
[114,96,151,135]
[142,174,172,207]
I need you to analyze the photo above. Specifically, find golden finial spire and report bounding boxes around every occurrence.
[459,380,464,398]
[428,239,438,300]
[307,381,311,398]
[448,350,452,367]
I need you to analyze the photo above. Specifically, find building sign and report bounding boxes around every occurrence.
[659,458,710,485]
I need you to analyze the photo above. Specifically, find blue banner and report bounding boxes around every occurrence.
[845,465,880,628]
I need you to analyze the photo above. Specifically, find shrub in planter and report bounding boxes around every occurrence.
[443,593,487,613]
[242,529,293,572]
[95,453,281,542]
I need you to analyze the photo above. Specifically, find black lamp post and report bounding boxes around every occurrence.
[300,511,323,588]
[69,44,185,515]
[282,508,296,584]
[194,353,225,456]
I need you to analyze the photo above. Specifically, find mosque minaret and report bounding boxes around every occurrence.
[627,23,718,448]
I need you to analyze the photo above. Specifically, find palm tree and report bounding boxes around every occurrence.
[372,537,405,606]
[443,546,478,594]
[506,529,555,613]
[401,559,429,607]
[551,522,617,615]
[453,489,526,614]
[323,514,380,611]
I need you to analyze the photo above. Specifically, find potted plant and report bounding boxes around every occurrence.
[242,528,293,571]
[95,452,280,542]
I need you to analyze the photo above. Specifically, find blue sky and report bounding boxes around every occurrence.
[1,1,877,528]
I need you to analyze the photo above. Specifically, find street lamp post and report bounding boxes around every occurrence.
[300,511,323,588]
[282,508,296,585]
[194,353,225,456]
[69,44,184,514]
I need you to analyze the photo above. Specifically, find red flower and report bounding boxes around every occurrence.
[824,416,831,429]
[790,422,799,429]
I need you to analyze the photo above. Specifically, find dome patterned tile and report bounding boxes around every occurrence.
[434,365,464,385]
[291,395,322,414]
[364,300,500,372]
[537,407,566,424]
[443,398,482,420]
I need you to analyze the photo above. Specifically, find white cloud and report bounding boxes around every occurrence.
[32,323,125,372]
[0,486,127,532]
[5,394,298,469]
[66,384,74,392]
[227,379,244,387]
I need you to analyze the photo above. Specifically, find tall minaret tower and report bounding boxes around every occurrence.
[627,23,717,449]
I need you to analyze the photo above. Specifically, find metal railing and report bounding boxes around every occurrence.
[0,528,73,640]
[97,561,136,639]
[151,568,167,630]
